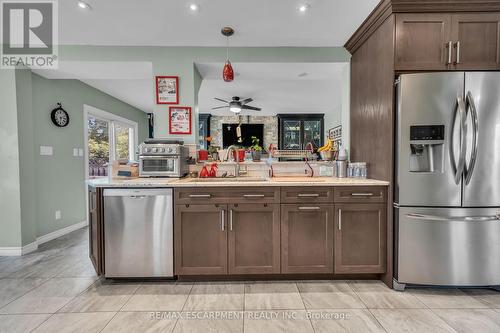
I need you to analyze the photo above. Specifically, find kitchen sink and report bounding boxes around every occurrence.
[187,177,269,182]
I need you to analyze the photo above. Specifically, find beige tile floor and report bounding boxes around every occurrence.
[1,228,500,332]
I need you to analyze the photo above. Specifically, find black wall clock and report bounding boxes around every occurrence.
[51,103,69,127]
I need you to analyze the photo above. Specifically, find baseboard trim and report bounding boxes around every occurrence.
[37,220,88,245]
[0,220,88,256]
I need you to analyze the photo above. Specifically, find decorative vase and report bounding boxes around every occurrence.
[252,151,261,162]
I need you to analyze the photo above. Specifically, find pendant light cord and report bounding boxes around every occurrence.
[226,36,229,61]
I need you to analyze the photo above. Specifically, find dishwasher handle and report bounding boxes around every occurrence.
[103,188,173,197]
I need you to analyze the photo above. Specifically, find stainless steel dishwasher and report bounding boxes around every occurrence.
[103,188,173,278]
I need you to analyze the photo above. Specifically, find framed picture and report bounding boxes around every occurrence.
[169,106,192,134]
[156,76,179,104]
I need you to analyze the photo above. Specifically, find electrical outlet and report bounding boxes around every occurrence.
[55,210,61,220]
[40,146,53,156]
[78,148,84,157]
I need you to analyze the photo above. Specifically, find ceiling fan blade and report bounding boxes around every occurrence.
[241,98,253,105]
[211,106,229,110]
[242,105,261,111]
[214,98,229,103]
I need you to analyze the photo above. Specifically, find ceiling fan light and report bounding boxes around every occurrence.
[229,106,241,113]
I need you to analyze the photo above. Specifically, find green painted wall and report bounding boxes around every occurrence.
[0,70,23,247]
[29,73,149,239]
[15,70,37,245]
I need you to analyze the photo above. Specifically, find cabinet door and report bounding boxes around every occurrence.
[174,204,227,275]
[228,204,280,274]
[451,13,500,70]
[88,188,103,275]
[334,204,386,274]
[281,204,334,274]
[395,13,452,70]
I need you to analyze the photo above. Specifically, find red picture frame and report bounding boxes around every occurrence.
[169,106,192,135]
[156,76,179,104]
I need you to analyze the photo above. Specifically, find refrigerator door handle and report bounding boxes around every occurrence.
[449,96,467,185]
[406,213,500,222]
[464,91,479,185]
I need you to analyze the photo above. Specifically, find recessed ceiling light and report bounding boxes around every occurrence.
[298,4,310,12]
[77,0,91,10]
[189,3,199,11]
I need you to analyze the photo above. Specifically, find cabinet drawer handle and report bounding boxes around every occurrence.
[229,209,233,231]
[189,194,212,198]
[220,210,225,231]
[298,206,321,211]
[350,193,374,197]
[297,193,320,197]
[339,209,342,230]
[243,194,265,198]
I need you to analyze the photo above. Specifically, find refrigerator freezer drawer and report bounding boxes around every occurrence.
[397,207,500,286]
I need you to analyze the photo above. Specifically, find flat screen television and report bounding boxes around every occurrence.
[222,123,264,149]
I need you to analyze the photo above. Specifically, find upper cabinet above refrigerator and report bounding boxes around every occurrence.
[463,72,500,207]
[395,13,500,71]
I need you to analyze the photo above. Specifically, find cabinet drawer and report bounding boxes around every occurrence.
[280,187,333,204]
[334,186,387,203]
[175,187,280,204]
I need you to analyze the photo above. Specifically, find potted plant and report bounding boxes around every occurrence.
[250,136,263,161]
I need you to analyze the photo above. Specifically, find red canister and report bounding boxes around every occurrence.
[198,150,208,161]
[233,149,245,162]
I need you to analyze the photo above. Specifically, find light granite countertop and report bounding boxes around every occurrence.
[87,176,389,188]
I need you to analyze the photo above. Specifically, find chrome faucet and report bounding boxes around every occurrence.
[224,145,246,176]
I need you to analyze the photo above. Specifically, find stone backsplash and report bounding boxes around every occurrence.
[209,115,278,150]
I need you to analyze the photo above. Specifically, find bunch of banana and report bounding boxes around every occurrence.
[318,138,333,152]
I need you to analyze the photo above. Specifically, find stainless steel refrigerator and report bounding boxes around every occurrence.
[394,72,500,290]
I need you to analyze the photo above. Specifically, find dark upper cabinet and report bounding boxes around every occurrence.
[227,203,281,274]
[395,13,452,71]
[174,204,228,275]
[278,114,324,151]
[451,13,500,70]
[396,12,500,71]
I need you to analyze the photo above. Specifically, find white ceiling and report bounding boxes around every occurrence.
[59,0,379,47]
[197,62,348,116]
[33,61,154,112]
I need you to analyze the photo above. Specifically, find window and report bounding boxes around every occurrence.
[85,105,138,179]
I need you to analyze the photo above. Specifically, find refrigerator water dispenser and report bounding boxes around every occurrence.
[409,125,445,173]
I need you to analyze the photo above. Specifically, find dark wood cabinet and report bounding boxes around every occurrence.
[88,187,103,275]
[334,204,386,274]
[451,13,500,70]
[277,114,324,151]
[281,204,334,274]
[227,203,280,274]
[396,12,500,71]
[174,204,228,275]
[395,13,452,70]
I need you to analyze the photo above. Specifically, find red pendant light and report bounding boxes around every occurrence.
[221,27,235,82]
[223,60,234,82]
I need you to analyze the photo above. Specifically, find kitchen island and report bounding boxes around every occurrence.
[88,176,389,284]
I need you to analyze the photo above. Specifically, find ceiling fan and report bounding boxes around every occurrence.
[211,96,262,113]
